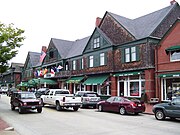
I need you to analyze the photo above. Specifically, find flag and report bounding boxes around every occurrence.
[51,68,55,75]
[43,68,48,75]
[57,65,63,70]
[40,51,46,63]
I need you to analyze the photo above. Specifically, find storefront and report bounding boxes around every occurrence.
[158,72,180,100]
[113,71,145,98]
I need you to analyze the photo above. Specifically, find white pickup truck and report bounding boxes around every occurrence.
[40,89,82,111]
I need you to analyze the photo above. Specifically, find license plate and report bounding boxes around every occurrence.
[31,106,35,109]
[138,104,141,106]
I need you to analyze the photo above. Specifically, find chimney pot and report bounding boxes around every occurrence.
[95,17,102,27]
[170,0,176,5]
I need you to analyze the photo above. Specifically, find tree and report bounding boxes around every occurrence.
[0,22,25,73]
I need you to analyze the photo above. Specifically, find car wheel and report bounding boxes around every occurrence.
[37,108,42,113]
[18,106,24,114]
[56,102,62,111]
[119,107,126,115]
[73,107,79,111]
[98,105,103,112]
[11,105,15,110]
[155,110,165,120]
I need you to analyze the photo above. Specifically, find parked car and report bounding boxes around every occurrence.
[75,91,101,108]
[1,87,8,94]
[97,96,145,115]
[40,89,82,111]
[152,97,180,120]
[10,91,43,114]
[35,88,49,98]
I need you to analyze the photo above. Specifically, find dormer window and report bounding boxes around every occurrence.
[93,37,100,48]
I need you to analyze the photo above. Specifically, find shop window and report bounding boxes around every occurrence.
[170,51,180,61]
[130,82,139,96]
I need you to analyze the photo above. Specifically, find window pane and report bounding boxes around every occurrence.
[93,37,100,48]
[100,53,105,65]
[125,48,130,62]
[130,82,139,96]
[131,47,136,61]
[81,58,84,69]
[73,60,76,70]
[89,56,93,67]
[171,52,180,61]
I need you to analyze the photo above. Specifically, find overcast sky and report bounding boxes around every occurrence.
[0,0,179,64]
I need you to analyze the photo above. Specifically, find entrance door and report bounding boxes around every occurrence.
[119,82,124,96]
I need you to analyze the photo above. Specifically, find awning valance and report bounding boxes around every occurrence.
[83,75,109,85]
[28,78,57,85]
[66,76,84,83]
[158,72,180,78]
[165,45,180,52]
[113,71,142,77]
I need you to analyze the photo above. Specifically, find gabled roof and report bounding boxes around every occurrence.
[28,52,41,67]
[108,3,178,39]
[66,36,90,58]
[51,38,74,59]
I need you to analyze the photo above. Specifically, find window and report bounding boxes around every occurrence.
[89,56,94,67]
[100,53,105,65]
[123,46,139,63]
[170,51,180,61]
[125,48,130,62]
[81,58,84,69]
[93,37,100,48]
[131,47,136,61]
[49,51,54,59]
[73,60,76,70]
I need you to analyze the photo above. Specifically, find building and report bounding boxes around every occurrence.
[156,18,180,101]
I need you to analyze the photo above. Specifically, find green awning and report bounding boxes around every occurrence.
[158,72,180,78]
[83,75,109,85]
[165,45,180,52]
[66,76,84,83]
[28,78,57,85]
[113,71,142,77]
[17,82,34,87]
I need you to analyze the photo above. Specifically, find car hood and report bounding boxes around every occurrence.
[21,99,40,102]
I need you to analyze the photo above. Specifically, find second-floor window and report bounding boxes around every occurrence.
[73,60,76,70]
[100,53,105,65]
[123,46,139,63]
[93,37,100,48]
[81,58,84,69]
[89,56,94,67]
[170,51,180,62]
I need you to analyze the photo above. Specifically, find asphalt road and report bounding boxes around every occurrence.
[0,94,180,135]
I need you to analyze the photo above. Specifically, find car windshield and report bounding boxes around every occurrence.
[20,93,36,99]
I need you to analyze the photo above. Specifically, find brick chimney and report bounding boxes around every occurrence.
[95,17,102,27]
[41,46,47,53]
[170,0,176,5]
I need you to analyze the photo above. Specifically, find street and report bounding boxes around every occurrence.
[0,94,180,135]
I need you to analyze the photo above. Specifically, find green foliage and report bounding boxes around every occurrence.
[0,22,25,73]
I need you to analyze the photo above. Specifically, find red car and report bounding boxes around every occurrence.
[97,96,145,115]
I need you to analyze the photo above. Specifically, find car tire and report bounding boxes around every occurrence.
[11,105,15,110]
[119,107,126,115]
[56,102,62,111]
[37,108,42,113]
[18,106,24,114]
[98,105,103,112]
[155,110,165,120]
[73,107,79,111]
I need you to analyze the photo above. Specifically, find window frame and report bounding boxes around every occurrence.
[93,37,100,48]
[89,56,94,67]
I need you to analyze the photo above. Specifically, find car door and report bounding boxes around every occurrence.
[43,90,50,104]
[170,98,180,117]
[111,97,122,112]
[103,97,115,111]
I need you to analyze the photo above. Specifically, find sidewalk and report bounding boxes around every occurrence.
[0,118,20,135]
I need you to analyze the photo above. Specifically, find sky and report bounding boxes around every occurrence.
[0,0,179,64]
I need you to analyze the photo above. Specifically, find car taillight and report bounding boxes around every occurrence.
[130,103,137,108]
[63,97,65,102]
